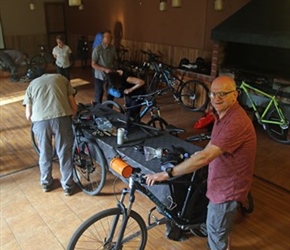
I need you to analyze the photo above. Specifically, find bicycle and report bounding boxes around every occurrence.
[30,103,107,196]
[239,81,290,144]
[101,88,185,136]
[0,47,53,81]
[29,45,55,72]
[72,106,107,195]
[67,157,254,249]
[140,50,209,112]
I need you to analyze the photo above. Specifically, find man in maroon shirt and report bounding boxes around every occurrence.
[146,76,256,250]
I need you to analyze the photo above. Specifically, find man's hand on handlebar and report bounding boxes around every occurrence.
[145,172,169,186]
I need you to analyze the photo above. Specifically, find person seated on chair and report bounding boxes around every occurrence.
[0,49,27,82]
[107,69,146,121]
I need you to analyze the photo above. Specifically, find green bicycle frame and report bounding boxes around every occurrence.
[240,81,287,126]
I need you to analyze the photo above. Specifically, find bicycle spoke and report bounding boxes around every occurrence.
[73,142,107,195]
[74,154,104,192]
[67,209,147,250]
[179,80,209,112]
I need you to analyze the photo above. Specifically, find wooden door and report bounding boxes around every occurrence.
[44,3,66,51]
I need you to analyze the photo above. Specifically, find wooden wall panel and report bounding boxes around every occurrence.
[4,34,47,56]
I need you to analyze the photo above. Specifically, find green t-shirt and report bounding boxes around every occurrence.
[23,74,75,122]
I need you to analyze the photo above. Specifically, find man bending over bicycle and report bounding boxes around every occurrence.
[107,69,146,120]
[0,49,27,82]
[146,76,257,250]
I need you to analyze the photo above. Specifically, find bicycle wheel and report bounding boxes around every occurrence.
[240,192,254,214]
[67,208,148,250]
[30,55,47,72]
[147,117,168,131]
[265,108,290,144]
[178,80,209,112]
[73,141,107,196]
[30,126,57,159]
[102,100,125,113]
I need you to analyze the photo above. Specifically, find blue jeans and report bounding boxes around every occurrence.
[206,201,238,250]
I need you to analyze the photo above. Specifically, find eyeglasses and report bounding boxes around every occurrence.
[208,90,236,99]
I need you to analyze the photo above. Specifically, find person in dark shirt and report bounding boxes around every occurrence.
[107,69,146,120]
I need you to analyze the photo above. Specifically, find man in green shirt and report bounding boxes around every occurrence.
[23,73,78,196]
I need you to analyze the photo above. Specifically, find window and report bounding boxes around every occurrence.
[0,19,4,49]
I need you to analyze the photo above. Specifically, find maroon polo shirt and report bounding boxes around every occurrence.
[207,102,257,203]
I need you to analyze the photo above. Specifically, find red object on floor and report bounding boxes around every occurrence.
[194,111,215,129]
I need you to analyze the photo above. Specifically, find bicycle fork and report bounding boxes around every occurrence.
[150,106,161,119]
[105,182,137,249]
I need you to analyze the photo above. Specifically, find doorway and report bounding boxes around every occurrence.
[44,2,66,51]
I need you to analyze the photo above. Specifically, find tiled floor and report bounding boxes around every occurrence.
[1,162,290,250]
[1,67,290,249]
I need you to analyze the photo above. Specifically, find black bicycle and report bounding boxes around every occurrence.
[140,50,209,112]
[67,158,254,249]
[102,88,185,136]
[67,158,208,249]
[72,109,107,196]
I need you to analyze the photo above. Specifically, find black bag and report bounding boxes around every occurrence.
[178,58,190,69]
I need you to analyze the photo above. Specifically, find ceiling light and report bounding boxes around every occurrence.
[160,0,167,11]
[172,0,181,8]
[29,2,35,10]
[214,0,224,11]
[69,0,81,6]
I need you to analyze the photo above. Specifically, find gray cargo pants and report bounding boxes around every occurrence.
[32,116,74,190]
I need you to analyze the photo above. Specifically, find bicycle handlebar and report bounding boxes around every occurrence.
[140,49,161,60]
[110,157,195,186]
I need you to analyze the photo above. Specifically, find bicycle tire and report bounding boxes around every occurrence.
[73,141,107,196]
[30,55,47,72]
[265,108,290,144]
[240,192,254,214]
[67,207,148,250]
[147,117,168,131]
[178,80,209,112]
[30,125,57,159]
[102,100,125,113]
